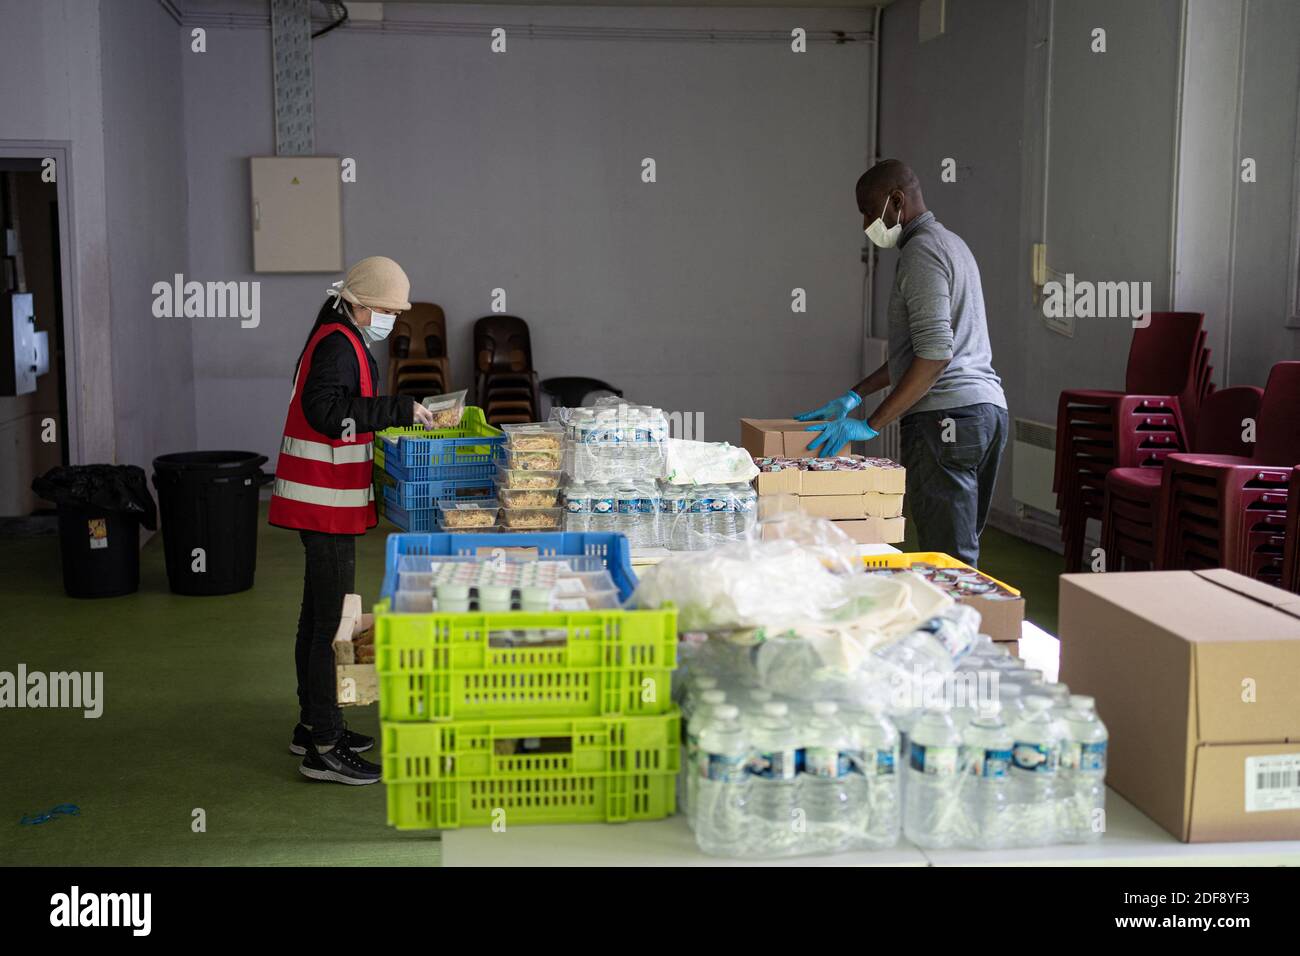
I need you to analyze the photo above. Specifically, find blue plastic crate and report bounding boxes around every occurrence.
[382,455,500,484]
[381,531,638,602]
[379,499,435,533]
[381,477,494,512]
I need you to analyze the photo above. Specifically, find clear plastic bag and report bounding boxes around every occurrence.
[420,389,468,429]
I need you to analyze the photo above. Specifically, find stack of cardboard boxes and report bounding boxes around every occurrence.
[740,418,905,545]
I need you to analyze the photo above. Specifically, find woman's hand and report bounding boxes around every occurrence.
[412,402,437,430]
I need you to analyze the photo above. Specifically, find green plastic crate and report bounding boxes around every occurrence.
[374,604,678,721]
[384,711,680,829]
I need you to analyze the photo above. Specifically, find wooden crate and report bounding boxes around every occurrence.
[333,593,378,707]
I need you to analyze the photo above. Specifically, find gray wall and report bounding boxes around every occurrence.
[0,0,116,465]
[100,0,196,469]
[182,5,875,463]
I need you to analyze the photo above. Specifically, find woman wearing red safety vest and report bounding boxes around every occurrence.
[269,256,436,785]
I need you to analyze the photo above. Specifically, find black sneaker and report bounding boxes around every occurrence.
[299,743,382,786]
[290,723,374,756]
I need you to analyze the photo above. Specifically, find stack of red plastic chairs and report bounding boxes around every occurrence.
[1283,466,1300,593]
[1153,362,1300,586]
[1053,312,1213,571]
[1100,385,1261,570]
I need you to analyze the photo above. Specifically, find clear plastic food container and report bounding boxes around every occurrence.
[495,467,563,490]
[502,421,565,452]
[499,507,564,530]
[437,520,501,535]
[496,485,562,509]
[436,499,501,528]
[504,447,564,472]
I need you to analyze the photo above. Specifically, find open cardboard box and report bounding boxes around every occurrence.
[1060,569,1300,843]
[740,418,848,459]
[332,593,378,707]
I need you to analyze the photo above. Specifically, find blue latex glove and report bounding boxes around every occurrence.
[794,390,862,423]
[805,418,879,455]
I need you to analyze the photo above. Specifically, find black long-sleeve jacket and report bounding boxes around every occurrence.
[300,325,414,438]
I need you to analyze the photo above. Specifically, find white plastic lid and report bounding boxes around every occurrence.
[1025,695,1054,710]
[700,689,727,705]
[693,676,718,690]
[1069,694,1095,711]
[714,704,740,720]
[997,683,1023,697]
[813,701,839,716]
[976,699,1003,717]
[749,689,773,703]
[762,701,789,717]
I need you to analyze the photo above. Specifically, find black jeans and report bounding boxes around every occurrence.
[899,402,1009,567]
[295,530,356,747]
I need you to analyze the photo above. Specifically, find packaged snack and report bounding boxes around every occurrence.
[502,421,565,452]
[495,467,563,490]
[500,507,563,530]
[420,389,468,429]
[504,447,563,471]
[436,499,501,528]
[496,485,562,509]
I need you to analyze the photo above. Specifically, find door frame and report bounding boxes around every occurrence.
[0,140,80,464]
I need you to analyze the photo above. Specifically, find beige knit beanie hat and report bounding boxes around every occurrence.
[327,256,412,313]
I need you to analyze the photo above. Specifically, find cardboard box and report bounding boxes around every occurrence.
[332,593,378,707]
[740,419,848,459]
[754,468,906,498]
[790,492,905,521]
[961,591,1023,644]
[1059,569,1300,843]
[832,516,906,544]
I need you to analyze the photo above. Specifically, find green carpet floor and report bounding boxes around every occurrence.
[1,507,1059,865]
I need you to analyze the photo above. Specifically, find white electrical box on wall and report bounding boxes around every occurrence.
[250,156,342,273]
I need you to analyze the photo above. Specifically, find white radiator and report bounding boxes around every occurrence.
[1012,418,1059,517]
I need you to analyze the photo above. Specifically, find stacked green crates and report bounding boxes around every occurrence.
[376,531,681,830]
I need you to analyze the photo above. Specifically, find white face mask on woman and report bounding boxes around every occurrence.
[358,309,396,344]
[865,196,903,249]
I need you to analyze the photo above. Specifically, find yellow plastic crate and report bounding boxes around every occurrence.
[860,551,1020,595]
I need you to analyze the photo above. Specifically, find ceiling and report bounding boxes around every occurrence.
[177,0,890,12]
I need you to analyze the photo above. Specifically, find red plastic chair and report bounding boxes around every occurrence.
[1282,466,1300,594]
[1154,362,1300,581]
[1054,312,1208,570]
[1101,385,1262,570]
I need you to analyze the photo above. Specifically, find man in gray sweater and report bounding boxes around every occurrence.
[796,159,1008,566]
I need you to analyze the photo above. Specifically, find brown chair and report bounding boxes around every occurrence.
[387,302,452,396]
[473,315,540,424]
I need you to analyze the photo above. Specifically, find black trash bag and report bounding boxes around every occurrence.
[32,465,158,530]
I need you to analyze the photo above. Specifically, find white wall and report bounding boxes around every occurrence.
[181,5,874,463]
[100,0,196,468]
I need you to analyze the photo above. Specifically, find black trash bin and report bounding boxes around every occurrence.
[33,464,158,599]
[152,451,269,596]
[55,506,141,599]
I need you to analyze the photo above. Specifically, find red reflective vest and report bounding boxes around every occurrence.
[268,323,378,534]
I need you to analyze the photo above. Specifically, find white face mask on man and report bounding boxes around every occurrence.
[865,195,903,249]
[358,309,397,345]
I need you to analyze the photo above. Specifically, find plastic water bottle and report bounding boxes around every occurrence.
[1009,695,1064,846]
[686,487,711,551]
[695,704,751,857]
[680,674,718,724]
[850,702,900,849]
[684,688,728,829]
[563,482,589,533]
[1058,694,1108,843]
[903,706,965,849]
[637,480,660,548]
[962,700,1015,849]
[734,483,758,537]
[660,484,687,550]
[997,682,1026,725]
[741,688,774,728]
[707,484,734,539]
[801,701,854,853]
[588,483,616,534]
[748,701,801,855]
